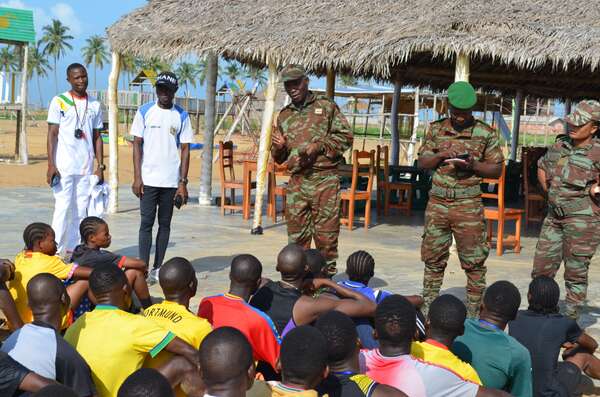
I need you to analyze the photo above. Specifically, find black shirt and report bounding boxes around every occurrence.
[0,351,30,397]
[509,310,582,397]
[317,373,378,397]
[249,281,302,334]
[71,245,124,269]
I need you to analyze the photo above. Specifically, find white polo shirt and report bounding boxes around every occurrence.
[47,91,103,176]
[130,102,194,188]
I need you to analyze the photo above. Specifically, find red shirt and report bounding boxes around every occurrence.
[198,293,281,369]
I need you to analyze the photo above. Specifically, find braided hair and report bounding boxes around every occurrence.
[23,222,53,250]
[80,216,106,244]
[346,250,375,283]
[528,276,560,315]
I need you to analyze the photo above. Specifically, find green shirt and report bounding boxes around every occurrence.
[452,319,532,397]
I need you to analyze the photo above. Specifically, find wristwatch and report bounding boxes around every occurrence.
[179,177,188,185]
[98,164,106,171]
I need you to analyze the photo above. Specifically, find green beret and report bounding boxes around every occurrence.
[280,64,306,82]
[447,81,477,110]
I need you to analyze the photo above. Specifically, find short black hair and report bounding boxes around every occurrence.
[280,326,327,386]
[89,265,127,296]
[528,276,560,314]
[199,327,253,386]
[374,295,416,347]
[277,244,307,277]
[27,273,67,311]
[428,295,466,339]
[483,280,521,322]
[23,222,53,250]
[159,257,195,295]
[32,384,78,397]
[117,368,173,397]
[80,216,106,244]
[315,310,357,363]
[346,250,375,282]
[305,249,327,278]
[230,254,262,286]
[67,63,86,76]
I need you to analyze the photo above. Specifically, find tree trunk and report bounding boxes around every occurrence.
[94,63,97,91]
[37,75,43,108]
[107,52,121,214]
[390,78,401,166]
[18,44,29,164]
[54,56,58,93]
[198,53,218,205]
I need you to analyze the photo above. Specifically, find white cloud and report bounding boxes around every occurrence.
[50,3,81,36]
[0,1,82,40]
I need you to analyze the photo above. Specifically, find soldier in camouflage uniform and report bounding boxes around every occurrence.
[418,81,504,317]
[533,100,600,320]
[271,65,353,274]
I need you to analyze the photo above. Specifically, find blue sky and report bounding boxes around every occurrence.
[0,0,147,107]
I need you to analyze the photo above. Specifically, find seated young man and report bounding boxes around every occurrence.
[72,216,152,311]
[305,249,337,299]
[143,257,211,397]
[9,223,92,328]
[452,281,532,396]
[0,259,23,329]
[269,325,329,397]
[0,350,53,397]
[249,244,376,336]
[118,368,174,397]
[2,273,95,397]
[509,276,600,396]
[199,327,256,397]
[410,294,482,385]
[64,265,200,397]
[198,254,280,373]
[360,295,510,397]
[315,310,407,397]
[339,250,426,347]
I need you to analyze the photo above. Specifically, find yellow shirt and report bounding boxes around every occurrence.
[9,251,75,325]
[64,305,175,397]
[411,339,482,385]
[142,300,212,397]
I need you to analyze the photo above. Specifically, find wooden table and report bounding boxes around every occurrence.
[242,160,258,220]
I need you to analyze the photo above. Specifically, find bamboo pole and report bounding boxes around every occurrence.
[510,90,523,161]
[199,53,218,206]
[251,60,278,234]
[390,79,401,165]
[17,44,28,164]
[326,68,335,99]
[108,52,121,214]
[455,52,470,82]
[407,87,420,164]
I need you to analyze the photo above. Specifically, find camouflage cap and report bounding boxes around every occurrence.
[564,100,600,126]
[280,64,306,82]
[447,81,477,110]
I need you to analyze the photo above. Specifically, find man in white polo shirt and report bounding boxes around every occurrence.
[47,63,104,256]
[131,71,192,283]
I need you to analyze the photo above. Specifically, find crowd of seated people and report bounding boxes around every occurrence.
[1,219,600,397]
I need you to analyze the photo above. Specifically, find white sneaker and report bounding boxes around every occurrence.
[147,268,160,285]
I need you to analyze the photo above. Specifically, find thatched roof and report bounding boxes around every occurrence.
[107,0,600,99]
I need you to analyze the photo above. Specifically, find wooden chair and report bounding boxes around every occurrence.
[267,162,288,222]
[522,147,547,228]
[483,163,524,256]
[375,145,413,216]
[341,150,375,230]
[218,141,255,215]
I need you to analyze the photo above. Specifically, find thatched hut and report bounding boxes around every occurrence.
[107,0,600,228]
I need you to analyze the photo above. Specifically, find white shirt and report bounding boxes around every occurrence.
[130,102,194,188]
[47,91,103,176]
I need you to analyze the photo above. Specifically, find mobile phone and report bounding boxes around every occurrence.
[174,194,183,209]
[50,174,60,188]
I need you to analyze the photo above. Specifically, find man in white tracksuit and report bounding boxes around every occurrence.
[46,63,104,256]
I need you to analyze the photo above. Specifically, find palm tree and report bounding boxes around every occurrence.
[40,19,73,93]
[27,43,50,107]
[0,46,17,73]
[224,62,242,91]
[137,57,171,74]
[175,62,198,97]
[119,54,137,90]
[82,35,109,90]
[339,74,358,87]
[245,65,267,90]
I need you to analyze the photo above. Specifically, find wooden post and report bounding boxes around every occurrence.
[326,68,335,99]
[17,44,28,164]
[379,94,386,139]
[455,52,470,82]
[433,94,438,119]
[251,59,278,234]
[407,87,420,164]
[108,52,121,214]
[199,53,218,205]
[351,97,358,133]
[510,89,523,161]
[544,99,551,146]
[565,98,572,115]
[390,78,401,165]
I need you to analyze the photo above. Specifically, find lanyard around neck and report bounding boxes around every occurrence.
[71,92,88,130]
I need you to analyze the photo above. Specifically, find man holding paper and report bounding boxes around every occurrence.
[417,81,503,318]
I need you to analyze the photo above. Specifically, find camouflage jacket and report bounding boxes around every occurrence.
[418,118,504,190]
[271,92,353,175]
[538,137,600,216]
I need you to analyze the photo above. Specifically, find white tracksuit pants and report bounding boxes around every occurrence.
[51,174,93,255]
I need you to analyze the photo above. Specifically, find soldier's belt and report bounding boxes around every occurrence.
[430,184,481,200]
[549,197,591,218]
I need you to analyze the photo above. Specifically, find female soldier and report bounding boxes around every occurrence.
[533,100,600,320]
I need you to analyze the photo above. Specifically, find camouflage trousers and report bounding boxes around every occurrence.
[286,173,341,274]
[533,215,600,319]
[421,196,489,317]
